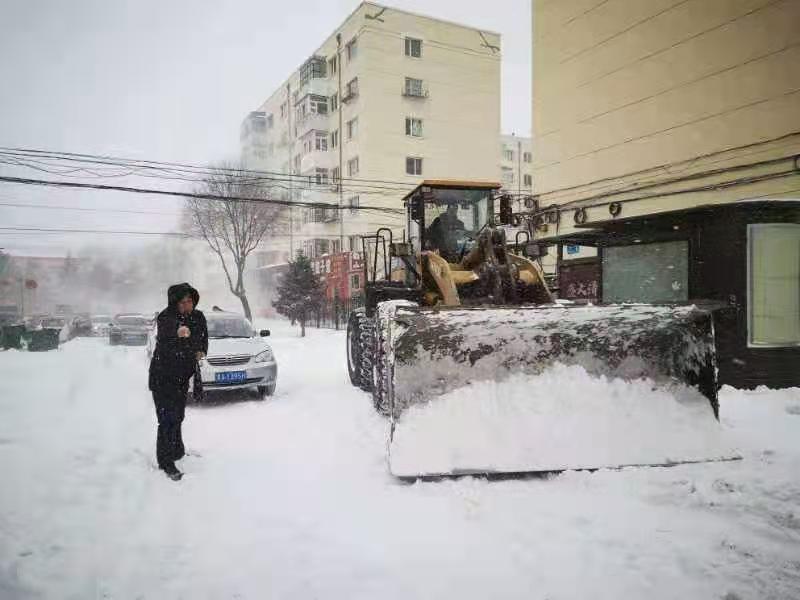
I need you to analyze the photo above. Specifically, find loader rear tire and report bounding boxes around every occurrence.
[347,309,374,392]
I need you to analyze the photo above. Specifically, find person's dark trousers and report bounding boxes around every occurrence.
[152,386,187,470]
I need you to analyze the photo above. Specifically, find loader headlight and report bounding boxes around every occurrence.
[254,349,273,363]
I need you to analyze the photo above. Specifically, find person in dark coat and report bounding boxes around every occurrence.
[148,282,208,480]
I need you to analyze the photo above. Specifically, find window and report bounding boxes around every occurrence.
[330,129,339,149]
[405,37,422,58]
[331,166,340,184]
[404,77,426,97]
[603,241,689,304]
[351,274,361,290]
[406,157,423,176]
[299,56,326,87]
[503,149,514,161]
[309,94,328,115]
[293,154,301,172]
[523,151,532,163]
[347,117,358,140]
[346,37,358,62]
[330,93,338,112]
[347,156,359,177]
[405,117,423,137]
[349,195,360,214]
[343,78,359,102]
[524,174,532,187]
[328,55,337,76]
[315,132,328,151]
[748,224,800,346]
[349,234,360,252]
[315,168,329,185]
[280,102,287,119]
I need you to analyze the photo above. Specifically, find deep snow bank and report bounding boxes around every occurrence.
[390,364,737,477]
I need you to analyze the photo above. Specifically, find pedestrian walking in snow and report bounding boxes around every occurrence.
[148,283,208,481]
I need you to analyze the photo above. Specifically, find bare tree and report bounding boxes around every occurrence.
[186,163,285,320]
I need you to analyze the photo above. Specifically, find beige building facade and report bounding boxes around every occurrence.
[530,0,800,388]
[242,2,501,262]
[531,0,800,233]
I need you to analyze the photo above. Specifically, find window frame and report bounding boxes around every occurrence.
[405,117,423,137]
[404,77,425,97]
[346,37,358,62]
[404,37,423,58]
[523,174,532,187]
[347,156,359,177]
[405,156,423,176]
[747,223,800,348]
[347,117,358,141]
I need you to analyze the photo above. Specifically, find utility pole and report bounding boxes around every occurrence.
[337,33,344,253]
[286,82,294,257]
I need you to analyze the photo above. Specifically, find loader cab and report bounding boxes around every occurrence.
[405,181,501,263]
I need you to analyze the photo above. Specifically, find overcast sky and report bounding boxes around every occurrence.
[0,0,530,255]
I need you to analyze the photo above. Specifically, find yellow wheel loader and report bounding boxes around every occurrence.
[346,181,730,479]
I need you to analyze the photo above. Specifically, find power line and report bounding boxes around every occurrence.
[0,146,421,192]
[0,201,181,217]
[0,174,406,215]
[0,226,392,240]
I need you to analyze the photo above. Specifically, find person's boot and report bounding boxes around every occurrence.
[161,463,183,481]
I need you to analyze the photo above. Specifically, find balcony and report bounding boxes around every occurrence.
[402,86,429,99]
[295,112,331,137]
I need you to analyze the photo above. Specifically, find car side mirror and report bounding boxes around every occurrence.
[260,329,270,337]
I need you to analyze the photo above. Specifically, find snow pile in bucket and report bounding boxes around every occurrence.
[389,363,738,477]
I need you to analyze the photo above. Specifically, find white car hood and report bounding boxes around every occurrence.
[207,337,271,358]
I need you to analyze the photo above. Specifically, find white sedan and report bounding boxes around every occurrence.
[196,312,277,400]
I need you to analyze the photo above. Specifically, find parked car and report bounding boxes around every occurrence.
[109,314,150,346]
[90,315,113,337]
[194,311,277,400]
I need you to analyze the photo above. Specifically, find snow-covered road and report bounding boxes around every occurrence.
[1,323,799,599]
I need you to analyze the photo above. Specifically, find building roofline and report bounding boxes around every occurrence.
[360,2,501,37]
[251,1,500,113]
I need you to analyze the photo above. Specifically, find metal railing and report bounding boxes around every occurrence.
[310,296,365,330]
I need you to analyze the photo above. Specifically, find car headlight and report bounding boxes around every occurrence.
[254,349,273,363]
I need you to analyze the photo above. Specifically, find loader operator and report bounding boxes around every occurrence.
[426,203,466,262]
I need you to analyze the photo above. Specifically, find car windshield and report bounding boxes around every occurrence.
[92,316,110,323]
[41,318,65,327]
[117,316,147,326]
[207,317,253,338]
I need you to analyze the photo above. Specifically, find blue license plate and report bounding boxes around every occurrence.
[215,370,247,384]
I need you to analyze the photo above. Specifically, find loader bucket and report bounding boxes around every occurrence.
[376,303,736,478]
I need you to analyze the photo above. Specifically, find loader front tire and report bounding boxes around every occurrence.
[347,309,374,392]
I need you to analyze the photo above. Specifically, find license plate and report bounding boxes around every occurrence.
[215,370,247,384]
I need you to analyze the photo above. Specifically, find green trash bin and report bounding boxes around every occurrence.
[28,328,60,352]
[2,324,25,350]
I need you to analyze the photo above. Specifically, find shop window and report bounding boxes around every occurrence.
[748,224,800,346]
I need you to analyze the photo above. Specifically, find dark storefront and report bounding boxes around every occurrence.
[541,201,800,389]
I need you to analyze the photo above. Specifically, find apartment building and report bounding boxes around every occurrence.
[530,0,800,388]
[499,134,533,195]
[241,2,501,264]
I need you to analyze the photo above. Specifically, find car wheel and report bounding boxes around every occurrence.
[257,384,275,399]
